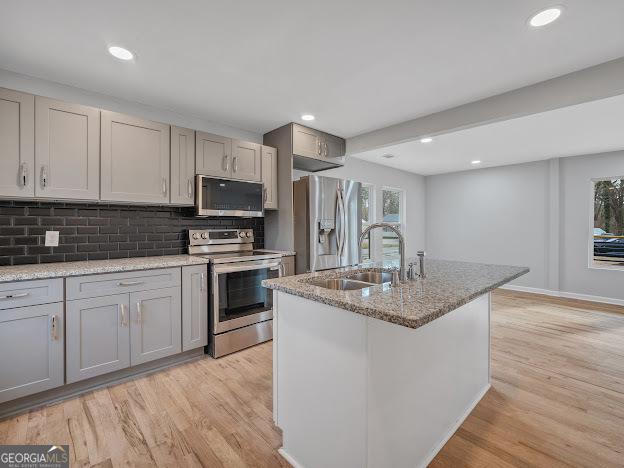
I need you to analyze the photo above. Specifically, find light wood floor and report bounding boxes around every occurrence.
[1,290,623,467]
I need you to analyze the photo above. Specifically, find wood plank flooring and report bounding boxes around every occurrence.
[1,290,623,467]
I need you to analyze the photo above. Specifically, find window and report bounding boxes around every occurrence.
[592,178,624,268]
[382,188,403,260]
[360,184,374,261]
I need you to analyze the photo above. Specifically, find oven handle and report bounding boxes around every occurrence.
[213,260,282,275]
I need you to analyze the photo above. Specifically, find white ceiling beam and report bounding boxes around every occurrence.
[347,56,624,155]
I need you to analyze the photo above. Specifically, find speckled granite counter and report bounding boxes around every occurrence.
[0,255,210,283]
[263,259,528,329]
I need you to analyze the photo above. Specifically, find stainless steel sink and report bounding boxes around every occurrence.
[309,278,375,290]
[344,271,393,284]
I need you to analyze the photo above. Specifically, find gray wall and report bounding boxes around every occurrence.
[425,151,624,301]
[294,157,426,257]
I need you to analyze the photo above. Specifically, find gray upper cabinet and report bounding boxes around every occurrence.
[231,140,261,181]
[292,124,321,159]
[170,126,195,205]
[101,111,170,204]
[0,302,64,403]
[130,287,182,366]
[66,294,130,383]
[0,88,34,198]
[35,97,100,200]
[261,145,278,209]
[196,131,231,178]
[182,265,208,351]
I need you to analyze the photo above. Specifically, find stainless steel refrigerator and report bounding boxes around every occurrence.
[293,175,362,274]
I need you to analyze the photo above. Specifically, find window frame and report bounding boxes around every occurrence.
[589,176,624,271]
[360,183,376,262]
[380,186,405,261]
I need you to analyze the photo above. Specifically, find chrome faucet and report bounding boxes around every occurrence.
[408,251,426,280]
[358,223,407,281]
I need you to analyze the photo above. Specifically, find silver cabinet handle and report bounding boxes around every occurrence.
[263,187,268,204]
[279,263,285,277]
[223,154,229,172]
[200,273,205,292]
[324,142,329,157]
[136,301,142,324]
[119,303,128,326]
[232,156,238,173]
[41,165,48,188]
[117,281,144,287]
[20,162,28,187]
[317,139,322,156]
[0,291,29,300]
[188,179,193,198]
[51,315,58,340]
[162,177,167,195]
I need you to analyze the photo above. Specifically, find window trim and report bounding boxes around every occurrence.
[588,176,624,272]
[380,186,405,260]
[360,183,376,261]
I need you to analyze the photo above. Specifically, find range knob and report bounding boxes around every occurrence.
[192,233,199,240]
[200,232,208,239]
[246,231,253,238]
[239,231,246,238]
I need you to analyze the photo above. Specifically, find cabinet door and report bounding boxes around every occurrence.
[182,265,208,351]
[231,140,261,181]
[130,287,182,365]
[66,294,130,383]
[324,133,346,161]
[282,255,296,277]
[0,303,63,403]
[35,97,100,200]
[196,131,231,178]
[0,88,34,197]
[170,126,195,205]
[292,124,321,159]
[101,111,170,203]
[261,145,278,209]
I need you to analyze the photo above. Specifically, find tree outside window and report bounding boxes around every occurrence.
[382,188,403,260]
[360,184,374,261]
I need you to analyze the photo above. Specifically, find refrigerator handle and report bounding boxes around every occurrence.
[336,187,346,260]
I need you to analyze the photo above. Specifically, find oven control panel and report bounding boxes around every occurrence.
[189,229,254,246]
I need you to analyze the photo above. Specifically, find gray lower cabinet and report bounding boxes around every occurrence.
[130,287,182,365]
[66,294,130,383]
[282,255,295,277]
[0,302,64,403]
[182,265,208,351]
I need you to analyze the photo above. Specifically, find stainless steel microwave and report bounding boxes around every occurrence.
[196,175,264,217]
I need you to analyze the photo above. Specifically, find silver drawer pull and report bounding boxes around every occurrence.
[117,281,144,286]
[51,315,58,340]
[0,292,30,300]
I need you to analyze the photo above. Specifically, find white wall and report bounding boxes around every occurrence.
[425,151,624,302]
[294,157,426,257]
[0,68,261,142]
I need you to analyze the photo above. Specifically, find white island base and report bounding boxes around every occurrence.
[273,291,491,468]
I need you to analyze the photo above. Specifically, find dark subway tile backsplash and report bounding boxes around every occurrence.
[0,200,264,266]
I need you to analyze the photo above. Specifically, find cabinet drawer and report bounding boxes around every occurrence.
[66,268,181,300]
[0,279,63,310]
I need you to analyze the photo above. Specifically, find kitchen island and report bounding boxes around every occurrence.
[263,259,528,468]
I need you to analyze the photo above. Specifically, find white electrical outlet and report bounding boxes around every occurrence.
[45,231,60,247]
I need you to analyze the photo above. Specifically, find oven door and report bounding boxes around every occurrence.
[212,259,282,334]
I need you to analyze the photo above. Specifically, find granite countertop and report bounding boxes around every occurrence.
[263,259,529,330]
[0,255,211,283]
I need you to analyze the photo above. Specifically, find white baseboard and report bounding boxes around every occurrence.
[419,384,491,468]
[499,284,624,307]
[278,448,304,468]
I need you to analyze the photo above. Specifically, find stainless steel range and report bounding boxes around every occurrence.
[188,228,282,358]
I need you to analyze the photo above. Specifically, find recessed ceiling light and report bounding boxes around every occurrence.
[301,114,315,121]
[471,160,482,165]
[108,46,134,61]
[382,154,395,159]
[528,7,562,27]
[420,137,433,143]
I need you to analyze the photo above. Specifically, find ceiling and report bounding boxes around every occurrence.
[352,94,624,175]
[1,1,624,138]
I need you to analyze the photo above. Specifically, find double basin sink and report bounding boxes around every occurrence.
[309,271,394,291]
